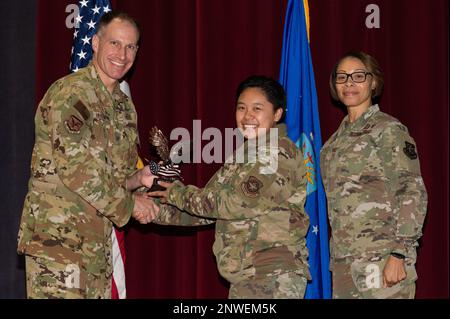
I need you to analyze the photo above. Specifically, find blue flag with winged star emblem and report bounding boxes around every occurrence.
[279,0,332,299]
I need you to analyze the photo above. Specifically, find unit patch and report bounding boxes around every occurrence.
[241,176,263,198]
[403,141,417,160]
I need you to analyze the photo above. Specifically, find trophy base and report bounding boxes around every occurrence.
[147,183,166,192]
[146,178,179,193]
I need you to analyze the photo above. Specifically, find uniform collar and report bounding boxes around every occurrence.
[342,104,380,132]
[275,123,287,137]
[87,62,129,104]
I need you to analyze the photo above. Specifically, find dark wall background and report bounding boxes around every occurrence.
[1,0,447,298]
[0,1,36,298]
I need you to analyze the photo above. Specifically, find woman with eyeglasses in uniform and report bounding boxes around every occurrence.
[320,51,428,298]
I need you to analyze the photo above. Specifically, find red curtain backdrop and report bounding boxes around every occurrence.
[35,0,448,298]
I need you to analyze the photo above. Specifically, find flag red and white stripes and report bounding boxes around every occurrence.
[111,227,126,299]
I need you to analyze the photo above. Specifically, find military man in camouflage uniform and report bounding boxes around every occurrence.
[321,51,427,298]
[17,12,159,299]
[150,76,311,299]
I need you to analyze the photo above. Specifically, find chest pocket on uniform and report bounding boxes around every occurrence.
[123,122,139,145]
[88,111,110,167]
[111,108,139,172]
[124,122,139,168]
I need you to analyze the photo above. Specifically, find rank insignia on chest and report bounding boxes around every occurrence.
[403,141,418,159]
[65,115,84,134]
[241,175,263,198]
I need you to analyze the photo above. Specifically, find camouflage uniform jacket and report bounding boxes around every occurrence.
[320,104,427,262]
[17,62,139,284]
[158,124,310,285]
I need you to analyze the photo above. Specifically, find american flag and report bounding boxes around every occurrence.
[69,0,127,299]
[70,0,111,72]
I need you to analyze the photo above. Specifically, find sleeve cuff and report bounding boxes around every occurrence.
[167,180,186,209]
[114,191,135,227]
[391,241,410,259]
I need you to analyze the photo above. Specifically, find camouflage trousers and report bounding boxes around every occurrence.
[228,272,307,299]
[25,255,111,299]
[331,256,417,299]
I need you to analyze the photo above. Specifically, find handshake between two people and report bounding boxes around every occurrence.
[126,164,178,224]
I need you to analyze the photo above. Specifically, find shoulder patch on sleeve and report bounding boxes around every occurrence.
[278,137,296,159]
[73,100,90,121]
[65,115,84,133]
[403,141,418,160]
[240,175,264,198]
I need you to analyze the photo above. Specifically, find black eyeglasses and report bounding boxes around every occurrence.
[335,71,373,84]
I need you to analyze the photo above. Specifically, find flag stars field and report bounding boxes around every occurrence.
[77,50,87,60]
[92,5,101,14]
[87,20,96,29]
[81,36,91,46]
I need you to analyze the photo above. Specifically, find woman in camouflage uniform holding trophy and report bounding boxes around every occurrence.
[320,51,428,298]
[148,76,310,299]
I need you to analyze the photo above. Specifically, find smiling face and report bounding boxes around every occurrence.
[92,18,139,93]
[235,87,283,139]
[335,57,376,111]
